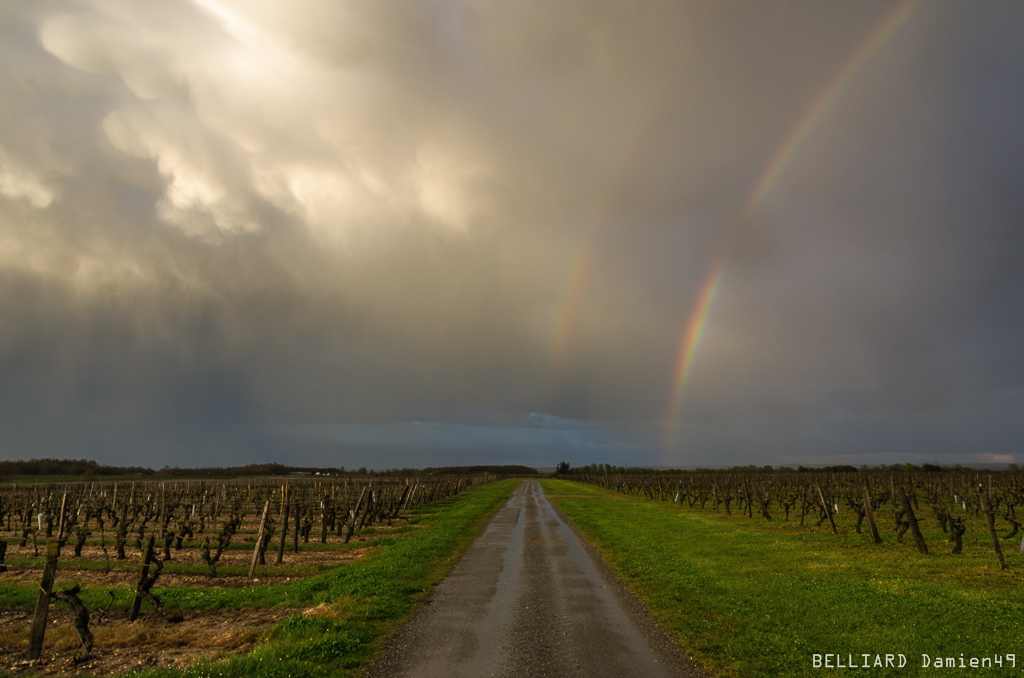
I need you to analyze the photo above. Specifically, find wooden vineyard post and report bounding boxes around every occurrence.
[358,488,374,530]
[56,491,68,543]
[345,488,367,544]
[158,483,166,543]
[276,499,290,565]
[401,484,417,513]
[320,495,328,544]
[27,541,60,660]
[862,484,883,544]
[898,487,928,555]
[979,493,1008,570]
[393,483,410,520]
[815,483,838,535]
[248,500,270,580]
[130,535,155,621]
[116,502,128,560]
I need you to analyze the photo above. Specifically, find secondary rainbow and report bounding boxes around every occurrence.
[663,0,923,451]
[546,86,673,380]
[549,238,594,375]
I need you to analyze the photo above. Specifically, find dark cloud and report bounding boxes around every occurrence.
[0,1,1021,468]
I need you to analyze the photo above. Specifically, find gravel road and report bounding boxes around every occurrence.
[367,479,710,677]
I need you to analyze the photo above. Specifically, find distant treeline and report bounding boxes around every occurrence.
[382,465,539,476]
[0,458,538,479]
[559,462,1014,476]
[0,459,321,478]
[0,458,153,477]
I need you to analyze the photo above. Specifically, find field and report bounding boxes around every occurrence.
[7,470,1023,677]
[0,475,520,677]
[541,475,1024,677]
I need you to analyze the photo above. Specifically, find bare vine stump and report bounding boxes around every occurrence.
[895,511,910,543]
[54,585,93,662]
[950,517,966,554]
[73,529,89,557]
[163,531,175,561]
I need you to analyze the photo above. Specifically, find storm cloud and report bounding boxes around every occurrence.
[1,1,1022,469]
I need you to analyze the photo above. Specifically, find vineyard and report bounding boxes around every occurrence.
[0,473,504,675]
[568,469,1024,567]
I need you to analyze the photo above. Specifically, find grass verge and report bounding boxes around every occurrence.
[2,478,520,677]
[541,478,1024,677]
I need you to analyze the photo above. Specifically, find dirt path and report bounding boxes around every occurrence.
[367,480,710,677]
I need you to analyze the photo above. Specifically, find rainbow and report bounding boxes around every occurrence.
[549,237,594,376]
[740,0,921,216]
[546,85,672,381]
[667,258,726,416]
[662,0,922,451]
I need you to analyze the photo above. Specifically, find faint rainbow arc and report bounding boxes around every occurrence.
[549,238,594,373]
[741,0,921,215]
[663,0,923,451]
[546,88,673,380]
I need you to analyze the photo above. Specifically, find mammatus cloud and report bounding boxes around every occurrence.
[1,1,1022,468]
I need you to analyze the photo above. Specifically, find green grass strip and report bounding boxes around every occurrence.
[541,478,1024,678]
[1,479,520,678]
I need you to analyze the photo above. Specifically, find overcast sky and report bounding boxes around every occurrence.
[1,1,1022,470]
